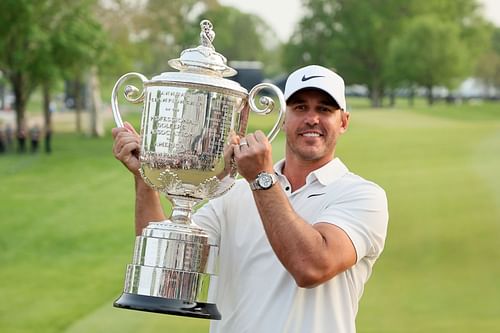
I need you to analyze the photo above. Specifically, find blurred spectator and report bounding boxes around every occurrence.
[17,125,26,153]
[45,126,52,154]
[0,124,5,154]
[5,124,14,151]
[29,124,41,153]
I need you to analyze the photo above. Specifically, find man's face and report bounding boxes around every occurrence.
[283,89,349,163]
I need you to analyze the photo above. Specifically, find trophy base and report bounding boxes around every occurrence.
[113,293,221,320]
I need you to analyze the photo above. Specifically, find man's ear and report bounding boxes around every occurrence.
[340,111,350,133]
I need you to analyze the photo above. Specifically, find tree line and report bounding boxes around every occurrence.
[0,0,499,142]
[285,0,500,106]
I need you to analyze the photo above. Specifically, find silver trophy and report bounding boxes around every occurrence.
[111,20,285,319]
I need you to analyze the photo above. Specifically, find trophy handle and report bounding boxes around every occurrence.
[248,83,286,143]
[111,72,148,127]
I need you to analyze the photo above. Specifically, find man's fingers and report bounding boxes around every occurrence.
[115,131,140,145]
[124,122,139,135]
[254,130,267,142]
[112,126,128,139]
[113,123,139,140]
[245,133,258,147]
[224,142,235,158]
[227,130,240,146]
[114,135,139,156]
[115,141,139,160]
[233,142,242,158]
[228,135,240,145]
[120,141,139,155]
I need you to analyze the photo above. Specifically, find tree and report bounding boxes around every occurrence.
[388,15,468,105]
[283,0,410,107]
[126,0,219,76]
[0,0,106,139]
[409,0,492,80]
[47,1,106,136]
[103,1,281,80]
[0,0,44,133]
[192,6,276,63]
[283,0,492,107]
[385,0,492,105]
[0,72,6,110]
[184,5,283,77]
[61,3,106,135]
[96,1,144,83]
[475,27,500,97]
[476,52,500,97]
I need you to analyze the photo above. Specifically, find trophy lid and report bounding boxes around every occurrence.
[168,20,237,77]
[149,20,246,94]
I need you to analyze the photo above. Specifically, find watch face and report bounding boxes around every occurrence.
[258,173,273,189]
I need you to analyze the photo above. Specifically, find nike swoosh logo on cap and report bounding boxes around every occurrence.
[301,75,324,81]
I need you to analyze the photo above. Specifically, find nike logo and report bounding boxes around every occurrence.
[301,75,324,81]
[307,193,326,198]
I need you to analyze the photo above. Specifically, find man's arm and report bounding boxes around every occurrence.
[233,131,356,288]
[251,186,356,288]
[132,176,165,235]
[112,122,166,235]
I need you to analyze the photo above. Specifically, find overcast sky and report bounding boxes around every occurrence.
[219,0,500,42]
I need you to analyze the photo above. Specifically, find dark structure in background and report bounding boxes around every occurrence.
[228,61,264,91]
[228,61,288,100]
[269,74,287,92]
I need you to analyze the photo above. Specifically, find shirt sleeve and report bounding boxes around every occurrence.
[315,181,389,262]
[192,196,224,246]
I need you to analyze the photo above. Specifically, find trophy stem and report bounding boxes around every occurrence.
[170,196,200,224]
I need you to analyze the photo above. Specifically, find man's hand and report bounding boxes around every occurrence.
[220,130,240,179]
[233,130,274,181]
[112,122,141,177]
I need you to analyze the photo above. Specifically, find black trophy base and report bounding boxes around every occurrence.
[113,293,221,320]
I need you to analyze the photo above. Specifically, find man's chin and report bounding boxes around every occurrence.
[295,149,327,162]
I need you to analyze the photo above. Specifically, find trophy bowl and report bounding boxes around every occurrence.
[111,20,285,319]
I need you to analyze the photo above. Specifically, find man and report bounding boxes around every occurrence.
[112,65,388,332]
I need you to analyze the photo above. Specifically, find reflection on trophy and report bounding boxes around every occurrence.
[111,20,285,319]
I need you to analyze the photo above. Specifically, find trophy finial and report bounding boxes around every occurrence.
[200,20,215,49]
[168,19,236,77]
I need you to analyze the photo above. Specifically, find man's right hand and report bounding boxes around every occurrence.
[112,122,141,177]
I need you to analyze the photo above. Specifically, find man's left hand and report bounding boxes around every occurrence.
[233,130,274,181]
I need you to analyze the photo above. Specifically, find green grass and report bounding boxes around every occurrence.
[0,101,499,332]
[339,104,500,332]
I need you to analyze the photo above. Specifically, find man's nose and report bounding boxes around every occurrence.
[304,110,320,125]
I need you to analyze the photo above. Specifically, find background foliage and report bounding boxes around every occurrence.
[1,0,499,124]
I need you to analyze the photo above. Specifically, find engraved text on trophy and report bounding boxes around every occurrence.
[139,86,244,198]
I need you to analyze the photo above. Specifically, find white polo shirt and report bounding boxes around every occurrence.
[193,158,388,333]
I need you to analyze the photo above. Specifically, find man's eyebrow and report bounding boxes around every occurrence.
[319,100,336,106]
[287,98,340,108]
[287,98,306,105]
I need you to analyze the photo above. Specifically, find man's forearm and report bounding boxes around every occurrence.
[252,185,329,285]
[134,176,165,235]
[252,185,356,287]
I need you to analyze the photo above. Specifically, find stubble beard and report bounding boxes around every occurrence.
[286,135,336,162]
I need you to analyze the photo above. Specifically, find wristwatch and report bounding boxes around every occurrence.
[249,172,278,190]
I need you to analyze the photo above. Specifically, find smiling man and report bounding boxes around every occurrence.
[112,64,389,333]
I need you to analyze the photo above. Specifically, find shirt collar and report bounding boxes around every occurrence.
[274,157,349,186]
